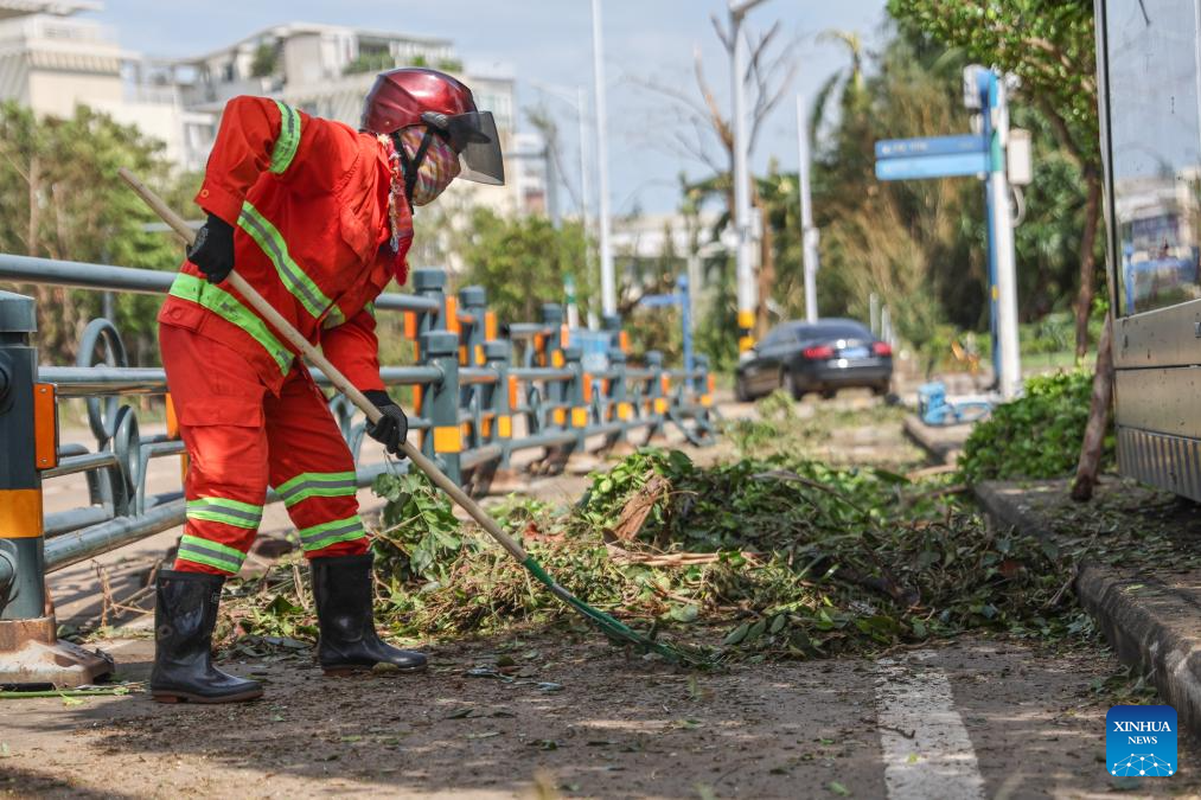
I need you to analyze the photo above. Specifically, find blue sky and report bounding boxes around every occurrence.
[94,1,890,214]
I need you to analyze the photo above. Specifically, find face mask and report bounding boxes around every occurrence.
[400,127,461,206]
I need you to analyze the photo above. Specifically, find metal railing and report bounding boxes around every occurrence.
[0,253,718,684]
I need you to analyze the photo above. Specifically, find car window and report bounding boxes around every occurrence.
[815,322,872,339]
[790,324,816,341]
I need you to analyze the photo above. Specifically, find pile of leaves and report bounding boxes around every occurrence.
[222,447,1093,662]
[958,369,1114,484]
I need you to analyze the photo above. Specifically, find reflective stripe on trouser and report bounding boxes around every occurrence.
[161,325,369,576]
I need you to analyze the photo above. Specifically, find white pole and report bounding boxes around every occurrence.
[687,249,702,326]
[731,9,756,353]
[577,85,597,326]
[991,76,1022,398]
[577,86,592,236]
[796,94,819,323]
[590,0,616,318]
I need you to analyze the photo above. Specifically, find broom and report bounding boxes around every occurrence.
[118,168,703,666]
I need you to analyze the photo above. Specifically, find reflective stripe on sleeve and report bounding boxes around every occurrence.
[322,305,345,329]
[177,534,247,574]
[186,496,264,529]
[274,470,358,508]
[298,514,367,552]
[238,202,333,319]
[168,273,293,374]
[269,101,302,174]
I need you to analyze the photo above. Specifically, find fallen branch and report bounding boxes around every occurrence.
[610,473,671,542]
[0,685,142,699]
[901,484,968,509]
[905,464,958,481]
[607,546,763,567]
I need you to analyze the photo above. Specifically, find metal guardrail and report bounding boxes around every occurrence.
[0,255,719,684]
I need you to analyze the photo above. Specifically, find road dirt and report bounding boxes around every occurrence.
[5,631,1199,799]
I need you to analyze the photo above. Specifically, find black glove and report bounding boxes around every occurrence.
[188,214,235,283]
[363,389,408,458]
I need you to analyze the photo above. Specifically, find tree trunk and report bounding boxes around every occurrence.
[1073,171,1102,358]
[1070,313,1114,502]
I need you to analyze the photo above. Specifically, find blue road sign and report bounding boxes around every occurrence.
[640,294,683,308]
[875,152,990,181]
[875,134,986,160]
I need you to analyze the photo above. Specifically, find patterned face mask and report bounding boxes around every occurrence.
[400,126,461,206]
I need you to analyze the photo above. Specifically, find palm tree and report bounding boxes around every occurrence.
[810,30,868,145]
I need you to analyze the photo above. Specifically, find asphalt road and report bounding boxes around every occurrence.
[8,397,1199,797]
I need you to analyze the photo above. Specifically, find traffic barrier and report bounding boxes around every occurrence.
[0,253,717,686]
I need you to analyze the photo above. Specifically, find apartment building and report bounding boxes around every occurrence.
[0,2,544,215]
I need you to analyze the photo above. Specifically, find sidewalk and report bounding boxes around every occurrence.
[901,415,973,464]
[975,477,1201,734]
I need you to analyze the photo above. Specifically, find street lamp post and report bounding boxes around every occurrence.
[590,0,616,318]
[729,0,770,356]
[796,94,820,323]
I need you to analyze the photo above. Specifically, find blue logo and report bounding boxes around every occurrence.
[1107,705,1177,777]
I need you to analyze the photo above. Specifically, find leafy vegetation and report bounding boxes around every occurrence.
[222,443,1093,662]
[434,206,594,326]
[0,102,195,365]
[888,0,1102,356]
[678,11,1102,371]
[344,51,397,76]
[958,369,1114,484]
[250,42,278,78]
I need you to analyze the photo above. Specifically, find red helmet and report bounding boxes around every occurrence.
[361,67,504,186]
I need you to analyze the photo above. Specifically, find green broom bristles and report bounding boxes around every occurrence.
[520,555,712,667]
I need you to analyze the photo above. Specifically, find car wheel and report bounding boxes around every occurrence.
[820,389,837,400]
[871,382,889,397]
[789,370,806,401]
[735,375,751,403]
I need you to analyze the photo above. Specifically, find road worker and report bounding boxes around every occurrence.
[151,68,504,703]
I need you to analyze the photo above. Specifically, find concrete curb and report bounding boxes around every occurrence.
[975,482,1201,735]
[902,414,972,465]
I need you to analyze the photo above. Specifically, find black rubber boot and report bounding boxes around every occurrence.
[150,570,263,704]
[310,553,427,675]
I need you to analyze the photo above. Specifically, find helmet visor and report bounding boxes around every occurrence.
[433,110,505,185]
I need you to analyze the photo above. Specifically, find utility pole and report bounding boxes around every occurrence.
[729,0,769,355]
[576,85,596,327]
[974,66,1021,399]
[796,94,819,323]
[577,85,592,235]
[544,142,560,227]
[590,0,616,317]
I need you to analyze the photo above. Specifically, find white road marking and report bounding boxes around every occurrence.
[875,651,986,800]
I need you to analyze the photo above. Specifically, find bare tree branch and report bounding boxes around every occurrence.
[711,13,732,53]
[693,44,733,151]
[626,73,714,123]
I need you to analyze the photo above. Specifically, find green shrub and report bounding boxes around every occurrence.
[959,369,1113,483]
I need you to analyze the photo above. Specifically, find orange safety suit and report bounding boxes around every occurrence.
[158,96,412,575]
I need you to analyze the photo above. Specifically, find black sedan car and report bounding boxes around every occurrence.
[735,318,893,401]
